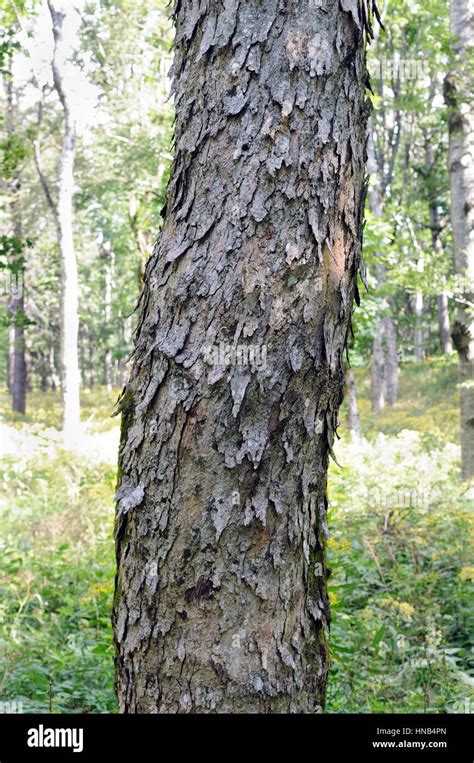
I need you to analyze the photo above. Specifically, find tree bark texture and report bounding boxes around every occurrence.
[114,0,372,713]
[445,0,474,479]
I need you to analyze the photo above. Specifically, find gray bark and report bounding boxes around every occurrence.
[113,0,371,713]
[445,0,474,479]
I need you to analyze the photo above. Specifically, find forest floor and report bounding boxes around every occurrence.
[0,358,472,713]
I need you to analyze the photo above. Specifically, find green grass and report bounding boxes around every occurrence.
[0,411,118,712]
[0,387,121,433]
[327,357,473,713]
[351,356,460,444]
[0,359,472,713]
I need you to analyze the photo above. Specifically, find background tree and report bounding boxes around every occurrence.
[0,11,29,413]
[445,0,474,480]
[46,0,81,447]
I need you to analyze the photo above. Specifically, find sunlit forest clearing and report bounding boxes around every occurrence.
[1,359,472,713]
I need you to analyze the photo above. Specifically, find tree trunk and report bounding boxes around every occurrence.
[383,313,399,404]
[445,0,474,480]
[113,1,371,713]
[367,134,398,410]
[425,140,453,355]
[49,0,81,448]
[49,344,60,390]
[370,276,399,411]
[346,368,361,437]
[39,352,49,393]
[8,269,27,414]
[102,242,114,392]
[118,315,133,388]
[413,290,424,361]
[87,326,96,389]
[437,293,452,354]
[371,318,385,411]
[4,75,26,414]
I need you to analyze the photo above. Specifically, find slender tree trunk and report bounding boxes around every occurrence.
[87,326,96,389]
[437,293,452,353]
[383,313,399,404]
[7,325,14,393]
[425,140,453,354]
[103,243,114,392]
[48,0,81,448]
[445,0,474,480]
[346,368,361,437]
[8,267,26,413]
[113,0,371,713]
[413,283,424,361]
[39,353,48,393]
[371,318,385,411]
[49,344,60,390]
[4,75,26,414]
[367,135,398,410]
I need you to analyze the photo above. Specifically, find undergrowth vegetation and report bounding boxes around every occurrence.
[0,360,472,713]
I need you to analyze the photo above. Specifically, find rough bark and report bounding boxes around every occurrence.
[113,0,372,713]
[445,0,474,480]
[48,0,81,448]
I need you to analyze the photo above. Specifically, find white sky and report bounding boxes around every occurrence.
[13,0,102,134]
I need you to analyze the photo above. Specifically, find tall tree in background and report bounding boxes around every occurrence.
[346,367,361,437]
[113,0,373,712]
[424,136,452,354]
[3,70,27,413]
[445,0,474,479]
[46,0,80,446]
[367,129,399,410]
